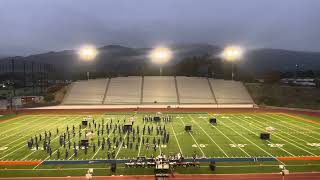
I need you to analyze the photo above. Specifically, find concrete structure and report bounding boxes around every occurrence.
[62,76,254,106]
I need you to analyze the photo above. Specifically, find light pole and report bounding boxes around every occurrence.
[222,46,243,81]
[78,45,98,80]
[149,46,172,76]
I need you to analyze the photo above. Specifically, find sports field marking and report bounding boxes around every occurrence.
[283,113,320,125]
[2,116,81,161]
[170,124,183,155]
[208,114,265,158]
[137,114,145,157]
[0,116,68,159]
[0,115,28,125]
[205,114,251,157]
[225,115,295,157]
[178,116,205,157]
[33,122,89,169]
[189,115,229,157]
[0,116,71,147]
[115,132,128,158]
[22,116,82,161]
[252,115,320,150]
[90,115,113,159]
[247,115,318,156]
[273,114,320,133]
[0,116,52,141]
[216,115,279,159]
[250,115,318,144]
[262,114,320,140]
[0,115,62,142]
[137,134,144,156]
[220,116,285,164]
[0,116,40,136]
[22,135,61,161]
[239,115,317,156]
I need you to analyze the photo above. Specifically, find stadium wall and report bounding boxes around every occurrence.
[1,107,319,117]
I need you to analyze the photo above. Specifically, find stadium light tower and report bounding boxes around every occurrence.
[78,45,98,80]
[222,46,243,80]
[149,46,172,76]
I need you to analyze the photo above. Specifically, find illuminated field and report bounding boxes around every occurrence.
[0,112,320,177]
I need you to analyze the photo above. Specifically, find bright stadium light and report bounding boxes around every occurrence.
[149,46,172,75]
[78,45,98,80]
[222,46,243,80]
[78,45,98,61]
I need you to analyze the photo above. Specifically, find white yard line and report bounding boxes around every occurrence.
[21,135,60,161]
[33,123,88,170]
[234,115,312,157]
[189,115,229,157]
[170,124,183,155]
[178,116,205,157]
[137,134,143,156]
[90,115,113,159]
[250,115,320,150]
[206,114,251,157]
[113,115,129,159]
[263,114,320,138]
[216,114,286,165]
[0,116,52,141]
[21,116,81,160]
[0,115,36,126]
[115,132,128,158]
[0,116,71,160]
[227,114,295,157]
[0,116,39,136]
[276,114,320,131]
[244,115,318,156]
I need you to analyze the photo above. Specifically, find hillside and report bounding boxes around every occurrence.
[245,83,320,110]
[1,44,320,76]
[239,49,320,75]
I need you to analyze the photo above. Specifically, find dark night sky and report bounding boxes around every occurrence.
[0,0,319,56]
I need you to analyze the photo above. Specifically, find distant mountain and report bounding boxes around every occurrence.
[239,49,320,74]
[1,44,319,76]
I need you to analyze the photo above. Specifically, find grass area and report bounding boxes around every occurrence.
[245,83,320,109]
[291,114,320,122]
[0,112,320,177]
[0,114,18,122]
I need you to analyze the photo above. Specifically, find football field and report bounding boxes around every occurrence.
[0,112,320,177]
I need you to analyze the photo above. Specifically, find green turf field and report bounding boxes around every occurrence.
[0,112,320,177]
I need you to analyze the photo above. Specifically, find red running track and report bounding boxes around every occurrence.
[1,173,320,180]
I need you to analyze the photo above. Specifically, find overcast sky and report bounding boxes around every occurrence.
[0,0,320,56]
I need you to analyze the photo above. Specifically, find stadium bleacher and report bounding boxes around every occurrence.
[176,76,216,104]
[143,76,177,104]
[63,79,108,104]
[210,79,254,104]
[62,76,254,106]
[104,76,142,104]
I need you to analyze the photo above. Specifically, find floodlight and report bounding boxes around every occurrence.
[222,45,244,80]
[78,45,98,61]
[222,46,243,61]
[149,46,172,65]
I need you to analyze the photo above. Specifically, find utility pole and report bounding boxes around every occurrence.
[11,59,15,96]
[32,61,35,95]
[23,61,26,95]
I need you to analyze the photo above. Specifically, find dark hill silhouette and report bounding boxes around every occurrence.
[1,44,319,76]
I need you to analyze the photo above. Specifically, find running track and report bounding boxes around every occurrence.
[1,173,320,180]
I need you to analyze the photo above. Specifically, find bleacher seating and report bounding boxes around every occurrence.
[63,76,255,106]
[210,79,254,104]
[104,76,142,104]
[63,79,108,104]
[176,76,215,104]
[143,76,177,104]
